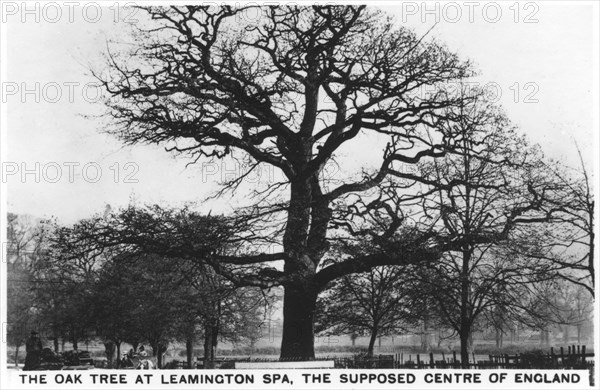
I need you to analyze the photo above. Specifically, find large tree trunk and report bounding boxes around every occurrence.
[589,221,595,289]
[495,327,503,349]
[203,328,211,368]
[367,327,378,357]
[157,343,167,368]
[71,327,78,350]
[150,340,165,368]
[459,249,472,368]
[52,326,60,353]
[420,320,430,350]
[104,341,115,367]
[116,343,121,369]
[459,330,470,368]
[186,338,193,369]
[279,176,330,360]
[14,344,20,368]
[150,341,167,369]
[280,285,317,360]
[203,321,218,368]
[212,321,219,357]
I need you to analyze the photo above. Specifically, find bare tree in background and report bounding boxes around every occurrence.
[6,214,52,364]
[400,92,564,367]
[542,147,595,297]
[316,245,420,356]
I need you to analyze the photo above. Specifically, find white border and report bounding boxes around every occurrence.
[0,1,598,389]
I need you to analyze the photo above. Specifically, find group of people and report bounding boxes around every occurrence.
[23,331,43,371]
[22,330,155,370]
[120,346,155,369]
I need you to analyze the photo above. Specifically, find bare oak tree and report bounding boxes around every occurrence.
[95,5,476,359]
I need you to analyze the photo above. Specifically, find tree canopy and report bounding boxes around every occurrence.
[84,5,584,359]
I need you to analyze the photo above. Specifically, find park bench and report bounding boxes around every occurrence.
[234,360,335,369]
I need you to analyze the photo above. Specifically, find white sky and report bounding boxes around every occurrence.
[2,1,598,224]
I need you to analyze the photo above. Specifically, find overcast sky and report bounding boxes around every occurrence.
[3,1,598,224]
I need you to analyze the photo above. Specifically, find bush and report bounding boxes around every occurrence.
[472,344,541,355]
[315,345,365,354]
[89,350,107,359]
[219,346,280,356]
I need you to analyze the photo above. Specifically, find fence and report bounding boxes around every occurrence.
[388,345,593,370]
[165,344,593,371]
[166,356,343,369]
[366,345,594,386]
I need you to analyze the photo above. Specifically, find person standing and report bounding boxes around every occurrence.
[136,351,154,369]
[23,331,43,370]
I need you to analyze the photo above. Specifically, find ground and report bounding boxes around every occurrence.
[6,332,594,368]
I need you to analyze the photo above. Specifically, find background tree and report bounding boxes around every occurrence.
[402,92,563,366]
[57,206,277,367]
[7,260,38,367]
[7,213,47,268]
[6,214,50,364]
[316,244,420,356]
[36,223,108,352]
[480,300,519,349]
[533,149,595,297]
[218,286,276,352]
[562,283,594,344]
[175,259,274,368]
[91,254,144,367]
[547,280,594,345]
